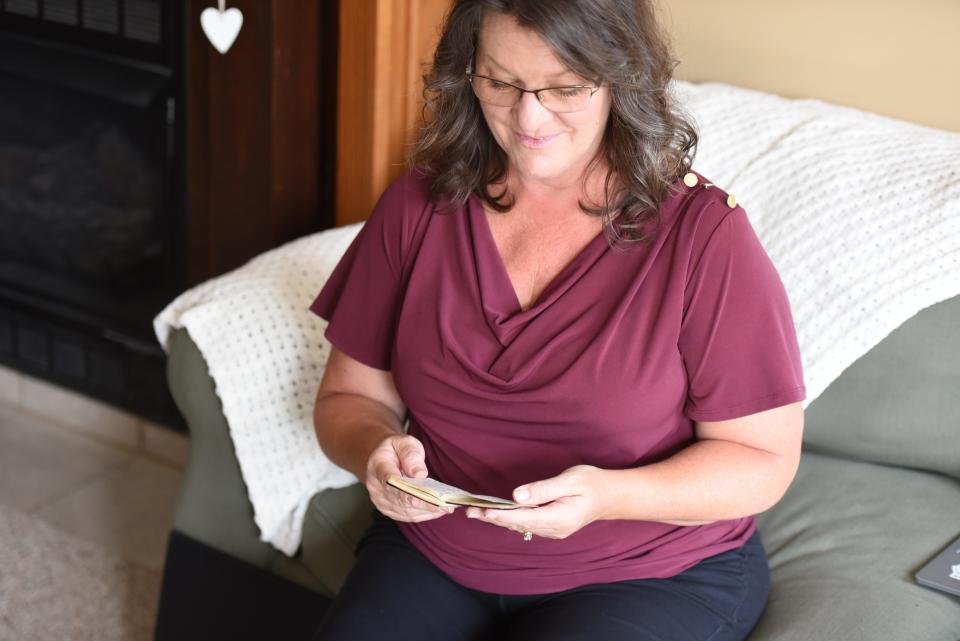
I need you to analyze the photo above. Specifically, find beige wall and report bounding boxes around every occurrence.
[335,0,959,224]
[660,0,960,132]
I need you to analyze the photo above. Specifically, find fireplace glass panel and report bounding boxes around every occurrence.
[0,36,176,334]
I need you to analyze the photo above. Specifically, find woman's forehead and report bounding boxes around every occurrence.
[476,14,579,83]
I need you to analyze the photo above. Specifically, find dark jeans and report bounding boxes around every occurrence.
[313,511,770,641]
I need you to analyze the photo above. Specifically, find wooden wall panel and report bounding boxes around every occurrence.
[269,2,320,243]
[336,0,451,225]
[186,0,335,284]
[407,0,451,128]
[187,0,271,284]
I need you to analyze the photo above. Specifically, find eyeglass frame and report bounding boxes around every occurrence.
[465,66,602,113]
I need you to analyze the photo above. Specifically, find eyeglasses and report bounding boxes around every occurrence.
[466,70,600,113]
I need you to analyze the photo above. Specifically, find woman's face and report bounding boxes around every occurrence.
[474,12,612,188]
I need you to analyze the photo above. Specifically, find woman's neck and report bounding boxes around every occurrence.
[502,162,612,214]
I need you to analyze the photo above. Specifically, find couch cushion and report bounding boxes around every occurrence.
[167,328,284,570]
[753,452,960,641]
[802,294,960,480]
[301,483,373,597]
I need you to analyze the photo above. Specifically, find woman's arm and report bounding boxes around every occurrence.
[466,402,804,537]
[314,346,409,481]
[314,346,453,521]
[597,401,804,525]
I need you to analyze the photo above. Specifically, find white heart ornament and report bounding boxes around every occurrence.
[200,7,243,55]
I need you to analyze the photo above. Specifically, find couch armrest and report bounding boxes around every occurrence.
[166,328,307,579]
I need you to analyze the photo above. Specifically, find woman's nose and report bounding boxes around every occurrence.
[513,90,553,132]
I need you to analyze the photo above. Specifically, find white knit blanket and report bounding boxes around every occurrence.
[154,228,362,554]
[154,80,960,555]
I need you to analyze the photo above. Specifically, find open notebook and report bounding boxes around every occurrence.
[387,476,522,510]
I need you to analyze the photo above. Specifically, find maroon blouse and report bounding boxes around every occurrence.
[310,168,806,594]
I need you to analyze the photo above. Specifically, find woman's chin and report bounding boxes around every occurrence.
[510,156,572,184]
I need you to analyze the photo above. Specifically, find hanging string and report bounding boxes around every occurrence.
[218,0,225,12]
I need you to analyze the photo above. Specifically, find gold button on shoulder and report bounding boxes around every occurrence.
[726,194,737,208]
[683,172,698,188]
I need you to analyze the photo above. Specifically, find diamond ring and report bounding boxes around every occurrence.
[522,530,533,542]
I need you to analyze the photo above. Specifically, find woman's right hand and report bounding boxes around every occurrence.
[365,434,454,522]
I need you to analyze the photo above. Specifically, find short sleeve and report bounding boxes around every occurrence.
[308,178,409,371]
[678,205,806,421]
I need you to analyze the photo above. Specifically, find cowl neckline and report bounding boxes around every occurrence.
[466,193,612,347]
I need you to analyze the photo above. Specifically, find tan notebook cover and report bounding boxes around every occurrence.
[387,476,522,510]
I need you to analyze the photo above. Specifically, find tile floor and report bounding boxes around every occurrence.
[0,365,188,572]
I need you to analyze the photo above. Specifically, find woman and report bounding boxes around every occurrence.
[310,1,805,639]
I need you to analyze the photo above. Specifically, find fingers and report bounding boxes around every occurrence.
[482,466,601,538]
[465,497,587,540]
[367,475,453,522]
[466,506,556,538]
[365,434,425,485]
[386,490,455,521]
[376,496,454,522]
[394,436,428,478]
[512,472,575,506]
[365,434,451,522]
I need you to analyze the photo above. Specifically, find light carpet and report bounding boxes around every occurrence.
[0,503,161,641]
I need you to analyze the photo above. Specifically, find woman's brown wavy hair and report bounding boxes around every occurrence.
[410,0,699,247]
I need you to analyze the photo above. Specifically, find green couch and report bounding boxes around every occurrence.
[154,294,960,640]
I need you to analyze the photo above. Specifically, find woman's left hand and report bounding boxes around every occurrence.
[465,465,611,540]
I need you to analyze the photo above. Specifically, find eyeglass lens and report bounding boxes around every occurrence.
[470,76,594,113]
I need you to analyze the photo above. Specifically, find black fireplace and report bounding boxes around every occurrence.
[0,0,186,429]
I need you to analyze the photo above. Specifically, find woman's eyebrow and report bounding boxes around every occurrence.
[481,54,577,84]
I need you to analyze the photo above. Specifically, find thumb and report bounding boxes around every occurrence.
[395,436,428,478]
[513,474,572,505]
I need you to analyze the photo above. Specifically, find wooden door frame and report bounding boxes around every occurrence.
[336,0,450,225]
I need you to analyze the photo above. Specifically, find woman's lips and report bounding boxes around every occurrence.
[515,132,559,149]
